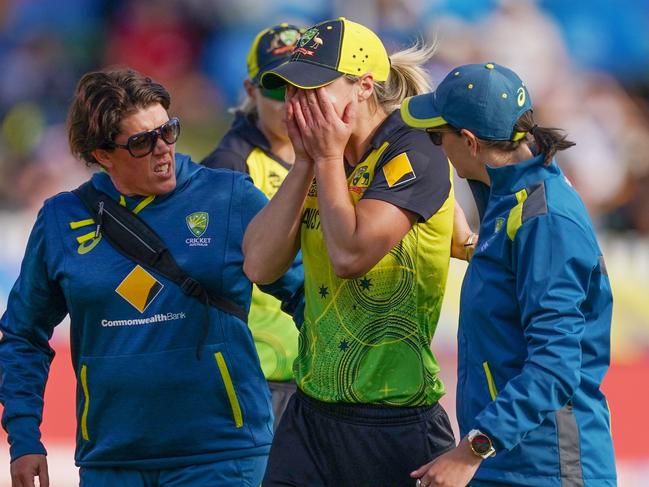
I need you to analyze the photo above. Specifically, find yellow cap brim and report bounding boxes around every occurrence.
[400,96,447,129]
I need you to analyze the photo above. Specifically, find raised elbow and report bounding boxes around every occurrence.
[330,254,369,279]
[243,258,277,285]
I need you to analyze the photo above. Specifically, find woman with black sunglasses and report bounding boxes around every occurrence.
[0,67,303,487]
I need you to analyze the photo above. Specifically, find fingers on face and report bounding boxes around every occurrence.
[315,88,337,120]
[305,89,324,121]
[285,100,295,124]
[296,90,313,128]
[292,97,309,133]
[285,104,301,141]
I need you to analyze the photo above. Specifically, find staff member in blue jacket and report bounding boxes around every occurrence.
[401,63,616,486]
[0,68,302,487]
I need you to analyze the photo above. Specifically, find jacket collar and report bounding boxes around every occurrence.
[487,153,561,195]
[231,111,270,152]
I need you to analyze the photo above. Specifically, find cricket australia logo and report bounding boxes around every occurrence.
[299,28,318,47]
[495,217,505,234]
[185,211,211,247]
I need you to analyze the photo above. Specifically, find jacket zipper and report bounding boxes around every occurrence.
[482,361,498,401]
[214,352,244,428]
[101,205,156,253]
[80,364,90,441]
[94,201,104,238]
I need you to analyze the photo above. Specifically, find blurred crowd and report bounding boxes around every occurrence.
[1,0,648,233]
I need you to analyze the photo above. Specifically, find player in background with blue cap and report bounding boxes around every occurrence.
[202,23,304,431]
[402,63,616,487]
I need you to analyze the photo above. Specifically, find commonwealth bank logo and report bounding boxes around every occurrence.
[186,212,209,237]
[115,265,163,313]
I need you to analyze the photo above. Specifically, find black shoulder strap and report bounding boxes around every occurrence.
[73,181,247,323]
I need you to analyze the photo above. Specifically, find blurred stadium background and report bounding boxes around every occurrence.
[0,0,647,484]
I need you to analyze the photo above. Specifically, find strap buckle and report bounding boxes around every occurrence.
[181,277,203,297]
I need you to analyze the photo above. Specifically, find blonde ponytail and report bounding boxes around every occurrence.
[228,95,256,116]
[375,42,436,112]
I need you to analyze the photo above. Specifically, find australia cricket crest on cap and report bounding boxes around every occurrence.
[299,28,322,49]
[267,28,300,56]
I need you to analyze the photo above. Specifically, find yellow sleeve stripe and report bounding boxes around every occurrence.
[71,195,154,239]
[69,219,95,230]
[383,152,416,188]
[76,231,97,245]
[506,189,528,240]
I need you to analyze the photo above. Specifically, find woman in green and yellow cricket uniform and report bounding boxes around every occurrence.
[243,18,473,486]
[202,23,303,428]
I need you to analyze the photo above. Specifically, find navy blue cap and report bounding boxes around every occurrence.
[247,24,302,84]
[401,63,533,141]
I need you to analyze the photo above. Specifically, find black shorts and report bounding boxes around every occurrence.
[263,389,455,487]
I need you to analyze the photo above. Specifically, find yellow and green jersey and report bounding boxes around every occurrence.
[203,112,300,381]
[298,111,454,406]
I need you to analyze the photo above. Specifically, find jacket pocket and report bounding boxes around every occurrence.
[214,351,243,428]
[80,364,90,441]
[482,361,498,401]
[75,345,258,464]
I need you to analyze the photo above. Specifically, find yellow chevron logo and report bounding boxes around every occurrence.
[115,265,163,313]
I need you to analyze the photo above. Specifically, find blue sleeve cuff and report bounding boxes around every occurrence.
[6,416,47,462]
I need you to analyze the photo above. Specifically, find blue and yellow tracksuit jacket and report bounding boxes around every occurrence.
[0,154,303,468]
[459,154,616,486]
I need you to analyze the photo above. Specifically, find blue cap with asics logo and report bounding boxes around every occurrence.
[400,62,532,141]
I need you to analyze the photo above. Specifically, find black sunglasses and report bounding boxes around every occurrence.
[107,117,181,158]
[427,127,461,146]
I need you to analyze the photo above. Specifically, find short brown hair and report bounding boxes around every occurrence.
[67,68,171,165]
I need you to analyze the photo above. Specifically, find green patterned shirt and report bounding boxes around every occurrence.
[296,111,454,405]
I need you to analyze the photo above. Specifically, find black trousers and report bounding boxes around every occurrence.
[263,389,456,487]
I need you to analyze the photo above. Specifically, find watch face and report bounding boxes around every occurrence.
[471,434,492,455]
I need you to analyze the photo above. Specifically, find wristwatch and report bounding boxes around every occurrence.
[467,429,496,459]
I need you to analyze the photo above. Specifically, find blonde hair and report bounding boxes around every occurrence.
[347,42,436,113]
[229,93,256,116]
